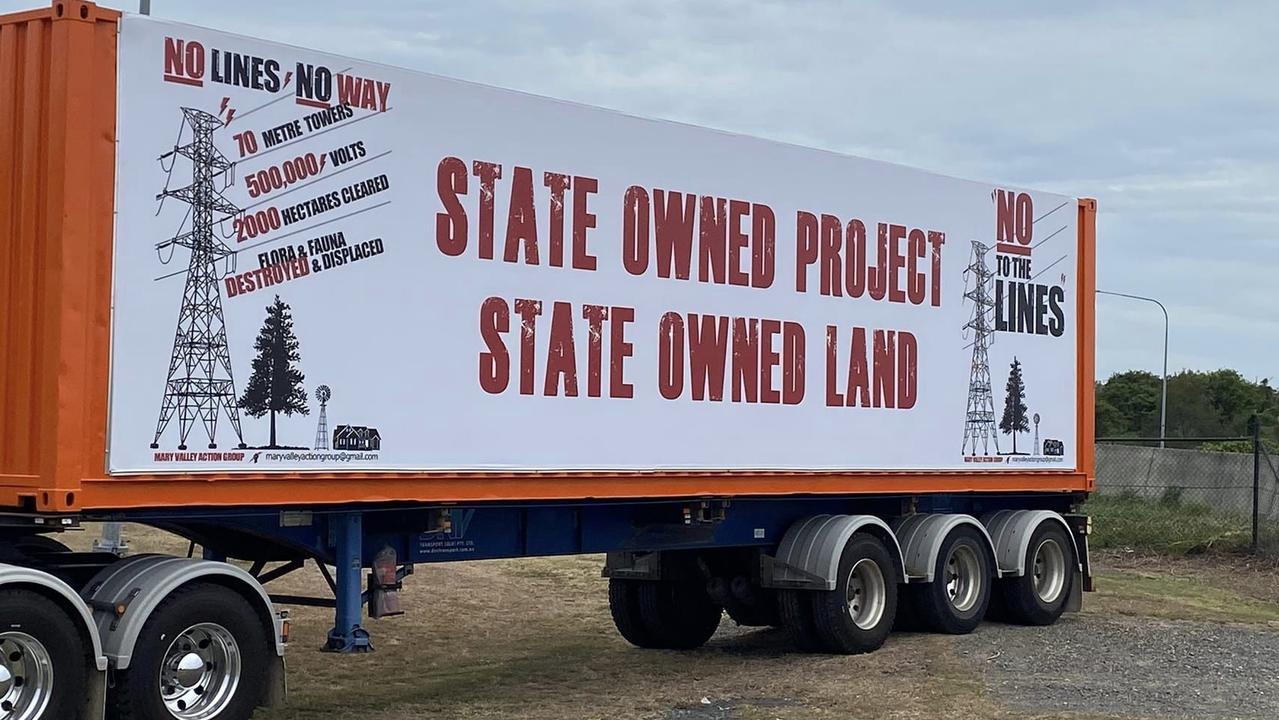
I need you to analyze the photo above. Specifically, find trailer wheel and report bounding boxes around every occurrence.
[0,589,87,720]
[109,583,269,720]
[777,590,824,651]
[608,579,660,648]
[636,580,721,650]
[998,522,1075,626]
[808,534,898,654]
[906,525,992,634]
[724,598,779,628]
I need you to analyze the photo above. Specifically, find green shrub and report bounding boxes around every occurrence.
[1084,493,1250,554]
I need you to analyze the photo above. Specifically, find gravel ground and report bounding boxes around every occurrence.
[665,696,803,720]
[956,613,1279,719]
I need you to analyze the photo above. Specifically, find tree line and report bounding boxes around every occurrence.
[1096,369,1279,448]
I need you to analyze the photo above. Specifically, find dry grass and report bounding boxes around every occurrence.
[1087,569,1279,626]
[256,554,998,720]
[55,524,1279,720]
[1094,548,1279,604]
[1087,549,1279,626]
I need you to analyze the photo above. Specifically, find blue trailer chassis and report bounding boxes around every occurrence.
[95,491,1083,652]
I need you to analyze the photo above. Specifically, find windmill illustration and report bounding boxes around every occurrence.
[314,385,331,450]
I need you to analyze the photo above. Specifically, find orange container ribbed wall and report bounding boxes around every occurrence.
[0,1,118,513]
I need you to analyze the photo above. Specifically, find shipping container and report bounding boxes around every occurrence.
[2,4,1096,516]
[0,4,1096,720]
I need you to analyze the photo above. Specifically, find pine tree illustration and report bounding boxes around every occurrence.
[238,295,309,448]
[999,356,1030,454]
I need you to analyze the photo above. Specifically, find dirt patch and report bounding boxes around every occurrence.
[254,561,1003,720]
[664,696,803,720]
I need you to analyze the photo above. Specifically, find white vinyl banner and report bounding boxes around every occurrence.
[109,16,1078,474]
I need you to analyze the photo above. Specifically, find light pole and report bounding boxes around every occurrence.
[1097,290,1168,447]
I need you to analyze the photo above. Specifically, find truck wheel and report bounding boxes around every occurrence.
[0,589,87,720]
[906,525,992,634]
[637,580,722,650]
[109,583,269,720]
[998,522,1074,626]
[808,534,898,654]
[777,590,823,651]
[608,579,660,648]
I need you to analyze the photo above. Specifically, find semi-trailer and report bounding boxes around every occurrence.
[0,3,1096,719]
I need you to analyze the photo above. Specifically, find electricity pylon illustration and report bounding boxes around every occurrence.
[150,107,247,450]
[961,241,1001,456]
[314,385,331,450]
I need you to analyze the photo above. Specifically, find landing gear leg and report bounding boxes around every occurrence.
[325,512,372,653]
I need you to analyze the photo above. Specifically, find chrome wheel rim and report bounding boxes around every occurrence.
[945,544,982,613]
[1032,538,1067,604]
[845,558,887,630]
[159,623,241,720]
[0,632,55,720]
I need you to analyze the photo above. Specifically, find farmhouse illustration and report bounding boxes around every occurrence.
[333,425,381,451]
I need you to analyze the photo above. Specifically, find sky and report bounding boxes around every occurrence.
[8,0,1278,383]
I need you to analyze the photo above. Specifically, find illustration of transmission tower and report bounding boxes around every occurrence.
[961,241,1001,456]
[150,107,247,451]
[314,385,331,449]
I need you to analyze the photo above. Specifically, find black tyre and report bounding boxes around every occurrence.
[636,580,722,650]
[892,592,924,632]
[724,599,779,628]
[906,525,992,635]
[982,578,1010,623]
[998,521,1075,626]
[108,583,270,720]
[0,589,88,720]
[608,579,660,648]
[808,534,898,654]
[777,589,823,651]
[723,577,780,627]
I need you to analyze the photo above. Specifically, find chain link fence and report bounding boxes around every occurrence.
[1087,432,1279,554]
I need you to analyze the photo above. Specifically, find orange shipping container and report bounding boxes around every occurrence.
[0,2,1095,514]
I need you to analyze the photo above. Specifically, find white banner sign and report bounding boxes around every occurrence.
[109,16,1078,473]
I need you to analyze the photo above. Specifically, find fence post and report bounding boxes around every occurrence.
[1252,415,1261,553]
